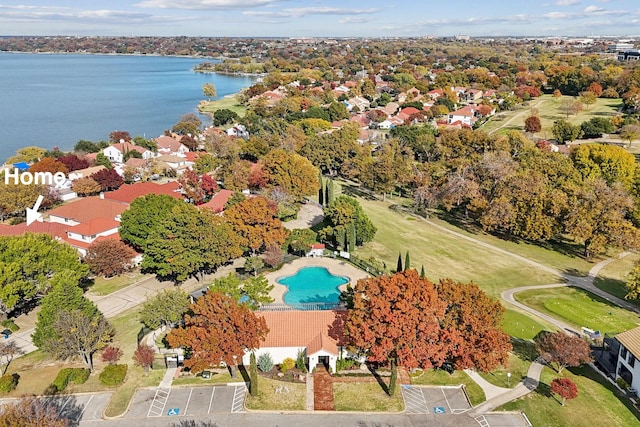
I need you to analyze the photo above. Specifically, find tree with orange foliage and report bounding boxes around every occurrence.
[345,270,447,396]
[29,157,69,175]
[167,292,268,375]
[224,196,288,254]
[0,396,70,427]
[437,279,512,372]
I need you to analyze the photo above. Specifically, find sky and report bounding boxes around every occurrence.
[0,0,639,38]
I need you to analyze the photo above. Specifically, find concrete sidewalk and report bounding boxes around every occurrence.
[8,258,245,358]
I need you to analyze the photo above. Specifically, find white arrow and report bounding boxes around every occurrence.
[26,195,44,226]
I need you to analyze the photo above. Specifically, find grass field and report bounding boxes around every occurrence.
[503,308,555,340]
[594,253,640,304]
[198,95,247,117]
[333,381,404,411]
[500,365,640,427]
[87,271,147,296]
[515,287,640,334]
[245,377,306,410]
[481,94,622,139]
[353,197,562,299]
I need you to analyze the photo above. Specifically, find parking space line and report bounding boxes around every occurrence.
[74,395,93,422]
[207,387,215,414]
[441,387,452,412]
[183,388,193,415]
[475,415,490,427]
[147,388,170,417]
[231,385,246,413]
[402,385,428,414]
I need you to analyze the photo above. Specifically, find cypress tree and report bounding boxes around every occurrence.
[342,227,348,252]
[396,252,403,272]
[348,222,356,252]
[326,179,335,206]
[420,265,426,278]
[318,171,324,206]
[404,251,410,271]
[249,352,259,396]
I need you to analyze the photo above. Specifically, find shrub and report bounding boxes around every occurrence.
[0,319,19,332]
[99,364,128,386]
[71,368,90,385]
[296,349,307,373]
[0,373,19,393]
[336,358,356,372]
[280,357,296,373]
[52,368,74,392]
[257,353,274,372]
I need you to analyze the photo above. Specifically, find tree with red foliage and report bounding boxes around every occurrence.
[587,82,603,97]
[29,157,69,175]
[85,239,138,277]
[248,163,268,190]
[90,168,124,192]
[133,344,156,374]
[524,115,542,134]
[58,154,89,172]
[224,196,288,254]
[178,169,216,204]
[345,270,447,396]
[101,345,123,364]
[167,292,268,375]
[534,331,592,373]
[437,279,512,372]
[550,377,578,406]
[180,134,199,151]
[201,173,217,195]
[109,130,131,143]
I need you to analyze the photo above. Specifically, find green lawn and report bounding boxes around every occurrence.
[245,376,306,410]
[500,365,640,427]
[410,369,485,406]
[594,253,640,304]
[503,308,555,340]
[515,287,640,334]
[333,381,404,411]
[87,271,147,296]
[479,351,532,389]
[198,95,247,117]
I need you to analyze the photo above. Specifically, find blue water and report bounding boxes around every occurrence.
[278,266,349,306]
[0,53,256,163]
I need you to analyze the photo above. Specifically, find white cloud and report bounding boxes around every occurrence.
[244,7,378,18]
[555,0,579,5]
[584,5,605,13]
[135,0,279,10]
[338,17,371,24]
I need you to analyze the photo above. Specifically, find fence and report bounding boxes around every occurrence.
[258,302,346,311]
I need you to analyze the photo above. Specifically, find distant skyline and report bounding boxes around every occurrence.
[1,0,639,38]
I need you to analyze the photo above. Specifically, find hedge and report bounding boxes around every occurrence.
[99,364,127,386]
[0,374,19,393]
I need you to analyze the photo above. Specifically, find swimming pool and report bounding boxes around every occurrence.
[277,266,349,308]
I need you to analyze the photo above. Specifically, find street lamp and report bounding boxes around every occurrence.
[507,372,512,387]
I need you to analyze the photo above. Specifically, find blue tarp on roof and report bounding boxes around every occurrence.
[12,162,29,170]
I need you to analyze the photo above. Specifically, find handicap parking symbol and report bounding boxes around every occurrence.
[433,406,446,414]
[167,408,180,416]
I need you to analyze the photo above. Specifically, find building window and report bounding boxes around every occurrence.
[622,347,628,360]
[629,353,636,368]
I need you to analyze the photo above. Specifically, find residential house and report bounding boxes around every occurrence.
[68,165,107,181]
[156,155,188,175]
[614,326,640,393]
[64,218,120,256]
[47,197,128,226]
[447,105,480,127]
[242,310,347,373]
[345,96,370,112]
[463,89,484,102]
[199,189,234,214]
[306,243,325,257]
[227,124,249,139]
[427,89,444,101]
[156,135,189,157]
[103,141,155,164]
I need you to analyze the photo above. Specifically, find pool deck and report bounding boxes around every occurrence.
[265,256,372,304]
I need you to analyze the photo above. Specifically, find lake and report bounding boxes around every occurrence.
[0,53,256,163]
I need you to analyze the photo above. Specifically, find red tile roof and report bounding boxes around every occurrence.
[67,218,120,237]
[63,232,121,250]
[0,222,68,239]
[47,197,128,223]
[200,189,234,213]
[103,182,182,204]
[258,310,346,355]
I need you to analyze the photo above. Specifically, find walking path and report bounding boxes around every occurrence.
[313,366,335,411]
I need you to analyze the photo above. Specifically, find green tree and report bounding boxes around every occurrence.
[213,108,239,127]
[0,234,89,317]
[571,143,636,189]
[325,195,376,246]
[119,194,184,251]
[396,252,403,273]
[625,261,640,300]
[348,222,356,253]
[620,124,640,148]
[326,179,335,206]
[318,171,324,206]
[580,117,614,138]
[404,251,410,271]
[139,288,190,330]
[208,273,274,310]
[32,273,99,348]
[552,119,582,143]
[249,352,259,396]
[202,82,217,100]
[285,228,317,255]
[172,113,202,136]
[328,101,349,122]
[95,152,113,169]
[244,255,264,277]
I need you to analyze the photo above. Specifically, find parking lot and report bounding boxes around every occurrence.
[0,392,113,424]
[402,385,471,415]
[126,384,247,419]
